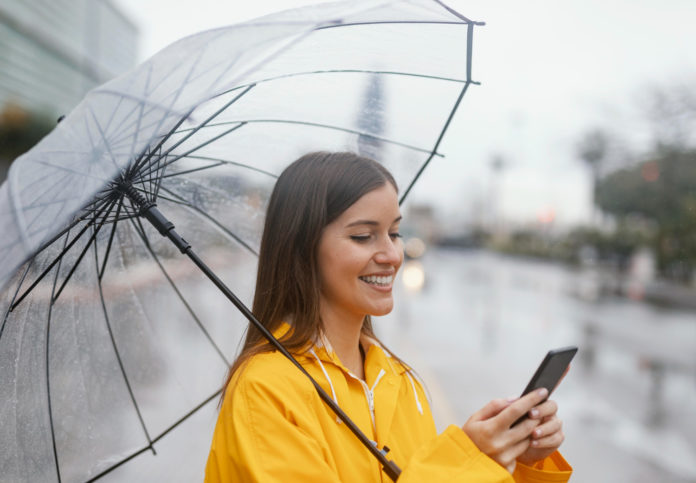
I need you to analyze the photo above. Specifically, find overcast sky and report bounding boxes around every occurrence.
[112,0,696,227]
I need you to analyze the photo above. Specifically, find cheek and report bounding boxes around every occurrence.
[320,246,364,282]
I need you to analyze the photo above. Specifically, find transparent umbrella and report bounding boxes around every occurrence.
[0,1,482,481]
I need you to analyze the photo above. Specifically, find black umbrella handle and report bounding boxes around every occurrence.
[126,190,402,481]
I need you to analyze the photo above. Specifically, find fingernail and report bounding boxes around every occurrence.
[507,396,518,403]
[531,440,539,447]
[537,388,548,398]
[534,428,542,437]
[530,409,539,418]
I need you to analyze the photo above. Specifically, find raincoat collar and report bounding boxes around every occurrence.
[274,321,408,379]
[275,322,423,435]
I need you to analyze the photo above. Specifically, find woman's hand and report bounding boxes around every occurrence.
[516,399,564,466]
[461,388,548,473]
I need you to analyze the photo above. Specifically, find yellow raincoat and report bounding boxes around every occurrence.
[205,330,572,482]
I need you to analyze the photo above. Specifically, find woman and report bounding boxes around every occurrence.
[205,152,572,482]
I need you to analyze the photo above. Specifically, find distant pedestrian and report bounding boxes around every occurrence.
[205,152,572,481]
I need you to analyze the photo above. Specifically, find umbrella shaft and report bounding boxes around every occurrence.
[131,195,401,480]
[184,247,402,480]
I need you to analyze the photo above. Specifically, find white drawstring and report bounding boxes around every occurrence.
[309,348,341,424]
[371,369,386,393]
[406,372,424,415]
[379,345,424,415]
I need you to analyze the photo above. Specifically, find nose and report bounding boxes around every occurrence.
[374,235,403,266]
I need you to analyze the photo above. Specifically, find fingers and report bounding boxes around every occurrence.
[500,437,532,473]
[530,417,564,449]
[471,398,512,422]
[528,399,558,421]
[508,415,540,442]
[531,428,564,450]
[501,388,548,427]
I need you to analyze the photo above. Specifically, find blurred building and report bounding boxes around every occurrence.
[0,0,138,180]
[0,0,138,117]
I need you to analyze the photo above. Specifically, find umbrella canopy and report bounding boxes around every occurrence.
[0,1,482,481]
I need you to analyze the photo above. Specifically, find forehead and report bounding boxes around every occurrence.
[336,184,401,224]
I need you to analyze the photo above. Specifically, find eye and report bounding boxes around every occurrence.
[350,234,371,243]
[390,232,402,240]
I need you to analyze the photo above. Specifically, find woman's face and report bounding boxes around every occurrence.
[317,183,404,323]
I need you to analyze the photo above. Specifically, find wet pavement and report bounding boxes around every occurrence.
[99,247,696,482]
[377,248,696,483]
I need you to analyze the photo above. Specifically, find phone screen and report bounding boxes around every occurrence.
[512,346,577,427]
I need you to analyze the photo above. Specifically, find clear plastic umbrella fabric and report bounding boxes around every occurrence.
[0,1,480,481]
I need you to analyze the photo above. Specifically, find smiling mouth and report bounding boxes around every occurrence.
[359,275,393,287]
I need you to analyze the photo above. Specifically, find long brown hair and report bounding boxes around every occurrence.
[222,151,403,394]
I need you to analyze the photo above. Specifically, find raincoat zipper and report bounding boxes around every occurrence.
[351,369,385,432]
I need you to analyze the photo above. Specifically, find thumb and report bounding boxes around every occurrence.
[471,398,513,422]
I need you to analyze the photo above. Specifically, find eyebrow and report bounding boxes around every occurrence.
[345,216,402,228]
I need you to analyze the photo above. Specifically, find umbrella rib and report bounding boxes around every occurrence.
[14,194,85,213]
[212,69,467,101]
[15,165,71,194]
[84,389,221,482]
[32,160,111,183]
[94,30,232,141]
[87,105,129,174]
[127,216,231,366]
[5,197,111,281]
[158,84,255,161]
[156,161,227,179]
[127,84,149,193]
[51,198,117,303]
[317,19,479,30]
[136,123,247,189]
[96,58,209,150]
[149,85,256,199]
[129,41,215,179]
[128,109,194,184]
[18,170,80,218]
[46,231,71,483]
[92,234,156,458]
[10,200,112,312]
[253,119,441,155]
[171,119,440,157]
[400,25,475,205]
[0,259,33,342]
[157,155,279,179]
[158,185,259,256]
[99,197,124,279]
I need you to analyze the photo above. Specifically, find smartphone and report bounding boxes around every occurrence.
[511,346,577,427]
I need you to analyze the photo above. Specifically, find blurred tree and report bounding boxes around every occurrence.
[641,82,696,150]
[596,148,696,281]
[0,102,55,181]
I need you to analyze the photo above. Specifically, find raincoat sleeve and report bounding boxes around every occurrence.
[513,451,572,482]
[398,425,572,483]
[205,359,344,483]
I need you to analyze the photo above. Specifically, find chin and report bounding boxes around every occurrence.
[368,302,394,317]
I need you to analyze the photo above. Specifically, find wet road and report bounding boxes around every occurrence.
[378,248,696,483]
[100,247,696,482]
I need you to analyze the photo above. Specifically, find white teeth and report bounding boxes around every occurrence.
[360,275,393,286]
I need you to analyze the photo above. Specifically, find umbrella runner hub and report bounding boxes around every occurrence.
[119,182,191,254]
